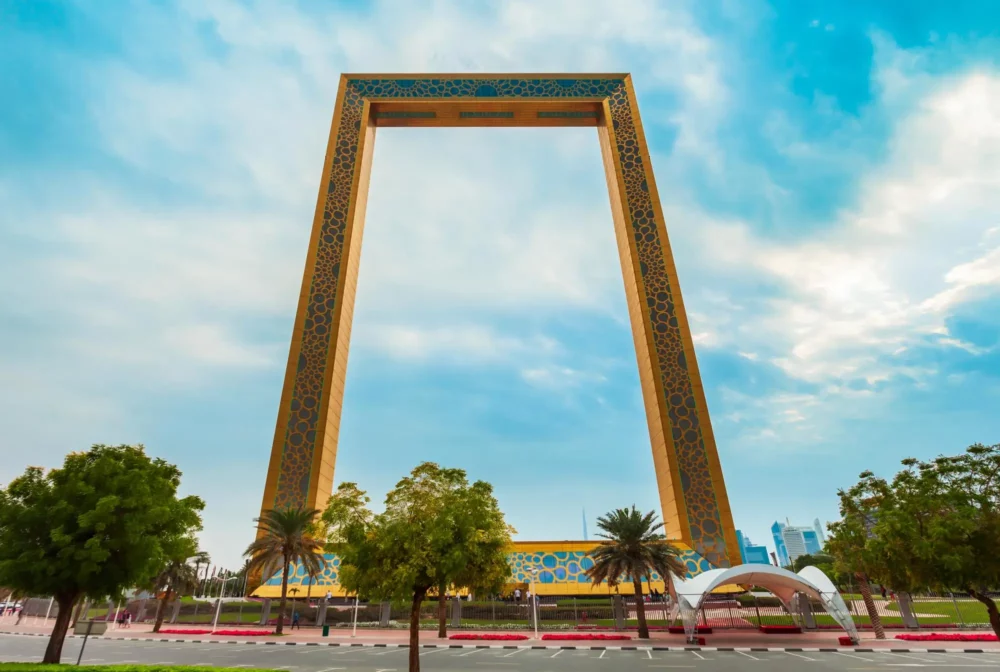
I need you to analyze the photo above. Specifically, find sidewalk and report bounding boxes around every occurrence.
[2,621,999,653]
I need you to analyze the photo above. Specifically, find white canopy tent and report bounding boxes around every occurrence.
[668,564,859,644]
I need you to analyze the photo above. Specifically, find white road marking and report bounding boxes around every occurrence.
[646,649,653,659]
[550,649,563,658]
[882,652,936,663]
[459,648,481,657]
[502,647,526,657]
[690,651,708,660]
[599,649,607,659]
[734,650,759,660]
[835,651,873,662]
[420,647,448,656]
[783,651,816,661]
[315,668,345,672]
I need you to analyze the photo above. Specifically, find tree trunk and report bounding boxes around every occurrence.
[856,572,885,640]
[409,588,427,672]
[71,598,85,627]
[152,591,171,633]
[632,578,649,639]
[43,595,75,664]
[968,588,1000,639]
[437,586,447,638]
[276,555,289,635]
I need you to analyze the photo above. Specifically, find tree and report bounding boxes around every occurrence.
[192,551,210,597]
[149,536,203,632]
[243,506,326,635]
[0,444,204,663]
[328,464,513,672]
[585,506,687,639]
[828,443,1000,639]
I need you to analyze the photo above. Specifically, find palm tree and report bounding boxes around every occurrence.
[192,551,210,597]
[151,542,204,633]
[585,506,687,639]
[244,506,326,635]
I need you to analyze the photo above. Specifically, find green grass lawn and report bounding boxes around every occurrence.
[885,599,991,625]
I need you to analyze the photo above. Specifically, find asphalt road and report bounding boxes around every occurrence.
[2,635,1000,671]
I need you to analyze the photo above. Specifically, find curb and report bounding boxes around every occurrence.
[1,630,998,653]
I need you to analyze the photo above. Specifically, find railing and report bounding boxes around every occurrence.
[3,591,997,632]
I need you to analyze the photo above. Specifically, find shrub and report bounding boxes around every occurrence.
[449,633,529,641]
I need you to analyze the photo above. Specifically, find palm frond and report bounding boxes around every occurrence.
[585,506,687,589]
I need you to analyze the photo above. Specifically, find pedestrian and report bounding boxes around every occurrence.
[125,611,132,628]
[880,585,887,599]
[513,588,521,603]
[291,611,300,630]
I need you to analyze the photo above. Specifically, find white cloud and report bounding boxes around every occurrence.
[520,365,607,390]
[360,324,559,363]
[688,69,1000,389]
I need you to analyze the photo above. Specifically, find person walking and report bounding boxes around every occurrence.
[291,611,300,630]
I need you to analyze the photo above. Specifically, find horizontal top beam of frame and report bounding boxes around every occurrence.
[345,72,629,80]
[368,100,606,128]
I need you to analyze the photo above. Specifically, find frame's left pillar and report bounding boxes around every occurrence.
[259,76,376,521]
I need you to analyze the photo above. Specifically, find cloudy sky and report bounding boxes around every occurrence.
[2,0,999,569]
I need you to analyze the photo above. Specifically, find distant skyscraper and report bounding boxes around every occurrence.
[771,521,790,567]
[802,529,822,555]
[813,518,826,546]
[781,526,807,563]
[773,517,826,565]
[736,529,770,565]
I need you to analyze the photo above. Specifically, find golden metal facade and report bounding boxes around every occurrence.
[259,74,739,568]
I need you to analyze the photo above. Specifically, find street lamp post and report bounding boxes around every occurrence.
[529,568,539,640]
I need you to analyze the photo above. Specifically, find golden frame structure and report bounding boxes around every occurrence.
[259,74,739,568]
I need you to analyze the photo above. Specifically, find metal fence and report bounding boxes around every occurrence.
[2,590,997,632]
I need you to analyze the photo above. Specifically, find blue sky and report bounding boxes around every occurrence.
[2,0,1000,569]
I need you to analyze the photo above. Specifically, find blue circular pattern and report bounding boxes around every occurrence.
[266,549,717,588]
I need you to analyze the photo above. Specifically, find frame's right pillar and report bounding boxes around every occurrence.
[598,76,739,568]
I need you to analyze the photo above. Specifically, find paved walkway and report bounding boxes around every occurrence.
[1,620,998,652]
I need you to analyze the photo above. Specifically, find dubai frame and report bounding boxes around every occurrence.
[259,74,740,572]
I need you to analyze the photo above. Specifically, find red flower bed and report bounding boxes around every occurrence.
[896,633,999,642]
[157,629,273,636]
[541,633,632,641]
[575,625,683,632]
[759,625,802,634]
[449,633,529,641]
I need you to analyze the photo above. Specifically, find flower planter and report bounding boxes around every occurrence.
[449,633,529,641]
[896,633,999,642]
[759,625,802,634]
[157,629,273,636]
[541,633,632,641]
[667,626,713,634]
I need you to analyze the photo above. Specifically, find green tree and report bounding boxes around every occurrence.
[827,476,894,640]
[585,506,687,639]
[829,443,1000,639]
[0,444,204,663]
[328,463,513,672]
[149,537,204,633]
[243,506,326,635]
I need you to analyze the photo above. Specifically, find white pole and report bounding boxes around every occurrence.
[211,598,223,633]
[113,600,121,630]
[530,570,539,640]
[351,595,359,638]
